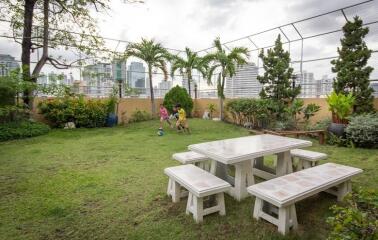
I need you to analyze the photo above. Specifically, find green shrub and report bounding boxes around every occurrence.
[163,86,193,116]
[0,120,50,141]
[225,98,273,128]
[346,114,378,148]
[0,77,16,106]
[38,96,108,128]
[327,92,355,123]
[327,189,378,240]
[129,110,151,123]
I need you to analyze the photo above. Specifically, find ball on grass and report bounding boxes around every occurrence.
[157,130,164,136]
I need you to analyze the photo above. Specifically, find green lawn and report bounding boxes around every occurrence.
[0,119,377,240]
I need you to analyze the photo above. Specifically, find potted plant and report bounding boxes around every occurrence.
[106,88,119,127]
[326,92,355,136]
[207,103,216,120]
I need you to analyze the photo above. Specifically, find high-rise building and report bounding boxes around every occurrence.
[83,63,112,97]
[157,80,173,98]
[295,71,316,97]
[112,60,127,82]
[320,75,333,96]
[225,62,260,98]
[370,81,378,97]
[127,62,146,88]
[0,54,19,76]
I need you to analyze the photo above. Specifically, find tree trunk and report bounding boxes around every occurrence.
[21,0,37,108]
[32,0,49,77]
[219,97,224,120]
[148,65,156,116]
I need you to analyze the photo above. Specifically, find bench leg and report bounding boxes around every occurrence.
[337,180,351,201]
[167,178,172,196]
[186,192,193,215]
[193,196,204,223]
[278,206,290,235]
[297,158,303,171]
[216,193,226,216]
[171,180,181,203]
[289,204,298,230]
[302,160,312,169]
[253,198,263,220]
[210,160,217,175]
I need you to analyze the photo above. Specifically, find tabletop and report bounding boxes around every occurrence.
[188,134,312,164]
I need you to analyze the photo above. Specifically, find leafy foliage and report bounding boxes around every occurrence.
[0,0,110,107]
[124,39,170,116]
[163,86,193,116]
[0,120,50,142]
[346,114,378,148]
[331,17,374,114]
[257,34,301,112]
[225,99,273,128]
[129,110,152,123]
[204,37,249,119]
[326,92,355,123]
[303,103,321,121]
[327,189,378,240]
[170,47,207,96]
[285,99,304,128]
[38,96,108,128]
[207,103,217,119]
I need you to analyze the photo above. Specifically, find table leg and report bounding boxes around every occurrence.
[232,160,254,201]
[276,151,292,176]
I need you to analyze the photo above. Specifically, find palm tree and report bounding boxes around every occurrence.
[204,37,249,120]
[125,39,170,116]
[170,47,207,98]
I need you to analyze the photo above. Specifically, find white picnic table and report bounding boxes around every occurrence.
[188,134,312,201]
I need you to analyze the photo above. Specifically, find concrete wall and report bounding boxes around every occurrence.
[33,97,378,125]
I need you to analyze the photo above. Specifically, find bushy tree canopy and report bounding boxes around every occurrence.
[163,86,193,116]
[331,16,374,114]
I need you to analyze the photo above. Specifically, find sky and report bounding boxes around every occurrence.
[0,0,377,87]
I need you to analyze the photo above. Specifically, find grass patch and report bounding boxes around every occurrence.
[0,119,377,240]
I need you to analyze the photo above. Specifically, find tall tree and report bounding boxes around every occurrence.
[257,34,300,113]
[1,0,110,108]
[331,16,374,113]
[125,38,170,116]
[170,47,207,98]
[204,38,249,120]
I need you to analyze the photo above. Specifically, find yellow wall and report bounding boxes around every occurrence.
[33,97,378,125]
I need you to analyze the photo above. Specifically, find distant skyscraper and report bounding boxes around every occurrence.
[127,62,146,88]
[83,63,112,97]
[370,81,378,97]
[157,80,173,98]
[225,62,260,98]
[83,63,112,86]
[0,54,19,76]
[296,71,316,97]
[321,75,333,96]
[112,60,127,82]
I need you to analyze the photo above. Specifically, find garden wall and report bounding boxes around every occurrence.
[32,97,378,125]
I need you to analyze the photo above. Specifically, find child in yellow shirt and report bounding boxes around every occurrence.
[175,104,190,134]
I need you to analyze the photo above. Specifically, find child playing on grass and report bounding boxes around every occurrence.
[175,103,190,134]
[159,104,172,129]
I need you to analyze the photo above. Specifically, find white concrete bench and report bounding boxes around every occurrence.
[247,163,362,235]
[291,149,327,170]
[164,164,231,223]
[172,151,211,171]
